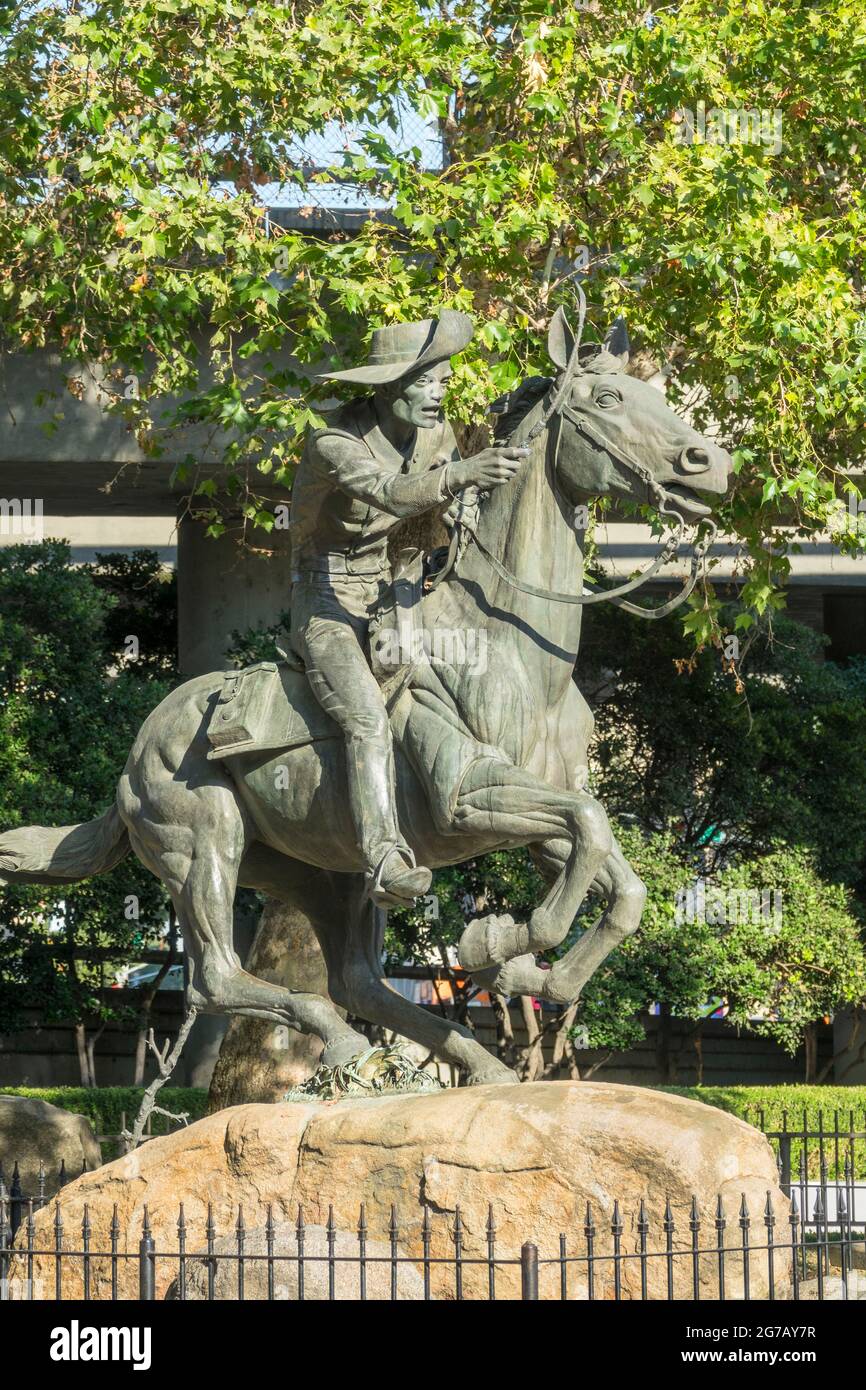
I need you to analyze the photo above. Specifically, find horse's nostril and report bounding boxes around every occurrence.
[680,446,711,473]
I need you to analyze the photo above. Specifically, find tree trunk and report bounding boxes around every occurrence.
[656,1003,674,1084]
[73,1022,91,1087]
[133,961,171,1086]
[804,1021,818,1083]
[207,898,337,1110]
[84,1021,105,1089]
[519,996,545,1082]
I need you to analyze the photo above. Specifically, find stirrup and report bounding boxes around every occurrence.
[367,845,432,908]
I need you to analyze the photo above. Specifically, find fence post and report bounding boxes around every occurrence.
[778,1134,792,1196]
[521,1241,539,1300]
[139,1207,155,1301]
[0,1195,9,1302]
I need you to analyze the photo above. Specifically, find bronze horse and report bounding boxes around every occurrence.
[0,309,731,1085]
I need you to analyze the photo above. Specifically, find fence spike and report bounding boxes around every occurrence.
[664,1196,675,1233]
[58,1159,67,1188]
[266,1204,275,1239]
[326,1204,336,1236]
[487,1203,496,1238]
[584,1201,596,1237]
[81,1202,91,1240]
[690,1195,700,1231]
[38,1160,46,1201]
[358,1203,368,1238]
[637,1198,649,1235]
[177,1203,186,1235]
[389,1203,399,1240]
[236,1204,245,1234]
[739,1193,750,1228]
[296,1204,305,1234]
[764,1191,775,1228]
[611,1199,623,1236]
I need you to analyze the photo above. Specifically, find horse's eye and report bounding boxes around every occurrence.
[594,389,622,408]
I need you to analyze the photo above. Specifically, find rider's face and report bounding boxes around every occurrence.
[388,359,452,429]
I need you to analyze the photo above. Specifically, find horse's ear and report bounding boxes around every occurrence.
[547,306,576,371]
[602,316,630,369]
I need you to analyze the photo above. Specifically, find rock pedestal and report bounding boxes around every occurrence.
[13,1082,789,1300]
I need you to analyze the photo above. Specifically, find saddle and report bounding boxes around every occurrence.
[205,547,426,761]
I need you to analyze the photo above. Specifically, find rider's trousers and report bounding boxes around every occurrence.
[289,572,412,876]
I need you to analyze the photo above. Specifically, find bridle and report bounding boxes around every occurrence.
[430,293,717,620]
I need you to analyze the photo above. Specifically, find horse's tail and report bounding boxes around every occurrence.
[0,803,130,886]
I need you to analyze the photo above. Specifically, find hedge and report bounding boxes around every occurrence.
[1,1087,209,1160]
[4,1083,865,1173]
[660,1085,866,1178]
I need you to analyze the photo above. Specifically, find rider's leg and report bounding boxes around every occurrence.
[291,576,431,906]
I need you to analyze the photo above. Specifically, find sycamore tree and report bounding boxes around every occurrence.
[2,1,866,643]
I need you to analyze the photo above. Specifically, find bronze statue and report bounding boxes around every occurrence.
[289,310,529,907]
[0,302,731,1087]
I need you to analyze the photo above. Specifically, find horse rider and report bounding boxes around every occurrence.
[289,309,529,907]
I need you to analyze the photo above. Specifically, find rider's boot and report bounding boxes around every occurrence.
[345,733,432,908]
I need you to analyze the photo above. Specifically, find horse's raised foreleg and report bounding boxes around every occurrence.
[477,834,646,1004]
[124,776,368,1068]
[453,758,613,974]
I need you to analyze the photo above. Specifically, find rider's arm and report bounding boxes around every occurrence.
[314,432,451,517]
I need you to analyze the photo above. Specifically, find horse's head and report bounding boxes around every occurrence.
[543,307,732,522]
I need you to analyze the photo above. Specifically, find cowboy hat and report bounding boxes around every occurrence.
[318,308,474,385]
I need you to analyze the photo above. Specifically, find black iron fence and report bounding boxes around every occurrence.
[0,1189,864,1301]
[1,1108,864,1301]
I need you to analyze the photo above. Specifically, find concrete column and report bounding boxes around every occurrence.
[176,510,293,677]
[175,511,292,1085]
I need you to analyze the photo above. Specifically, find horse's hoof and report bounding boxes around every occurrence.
[464,1065,520,1087]
[320,1033,370,1070]
[457,913,515,972]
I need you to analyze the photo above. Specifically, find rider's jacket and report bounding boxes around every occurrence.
[290,398,460,579]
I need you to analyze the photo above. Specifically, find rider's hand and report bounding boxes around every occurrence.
[446,446,530,493]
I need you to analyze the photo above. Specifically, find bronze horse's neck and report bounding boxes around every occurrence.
[429,397,588,705]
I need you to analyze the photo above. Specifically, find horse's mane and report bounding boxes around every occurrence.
[489,375,552,442]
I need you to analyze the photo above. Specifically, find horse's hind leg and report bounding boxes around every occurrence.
[125,774,368,1067]
[326,891,518,1087]
[257,862,517,1085]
